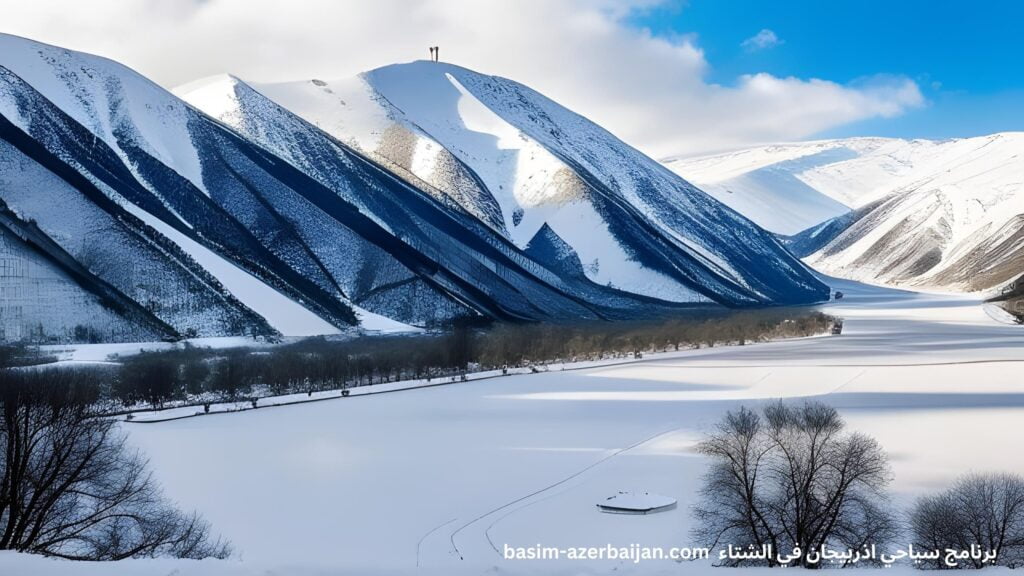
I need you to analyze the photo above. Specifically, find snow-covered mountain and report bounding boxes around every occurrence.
[0,202,173,342]
[0,65,277,341]
[174,74,676,325]
[246,62,826,307]
[663,138,897,235]
[0,34,380,337]
[668,134,1024,293]
[0,34,829,343]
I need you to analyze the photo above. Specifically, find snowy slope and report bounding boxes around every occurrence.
[34,285,1016,576]
[1,34,471,334]
[251,74,509,234]
[1,36,685,336]
[0,34,364,335]
[799,135,1024,292]
[2,36,672,338]
[669,134,1024,293]
[0,36,208,195]
[1,34,830,344]
[256,62,828,307]
[662,138,905,234]
[0,71,275,339]
[121,201,340,337]
[0,207,169,343]
[176,75,677,323]
[180,75,756,322]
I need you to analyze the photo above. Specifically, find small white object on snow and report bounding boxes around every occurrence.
[596,491,677,515]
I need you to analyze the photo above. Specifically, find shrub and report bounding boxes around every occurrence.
[911,472,1024,569]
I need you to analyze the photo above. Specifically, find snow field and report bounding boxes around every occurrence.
[47,278,1017,575]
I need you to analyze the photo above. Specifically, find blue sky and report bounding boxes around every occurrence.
[2,0,1017,155]
[630,0,1024,140]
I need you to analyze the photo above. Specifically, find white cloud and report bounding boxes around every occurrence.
[0,0,923,157]
[741,28,782,52]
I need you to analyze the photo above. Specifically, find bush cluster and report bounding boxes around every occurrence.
[107,310,836,409]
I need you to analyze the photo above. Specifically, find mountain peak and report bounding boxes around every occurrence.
[250,60,829,305]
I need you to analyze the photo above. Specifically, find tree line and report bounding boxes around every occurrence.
[0,344,56,368]
[107,310,836,410]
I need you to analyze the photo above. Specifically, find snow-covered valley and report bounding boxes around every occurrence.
[1,18,1023,576]
[4,278,1019,575]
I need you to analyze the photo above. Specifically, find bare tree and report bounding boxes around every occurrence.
[693,401,896,567]
[0,369,230,560]
[911,472,1024,569]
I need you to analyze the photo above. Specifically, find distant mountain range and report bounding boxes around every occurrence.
[0,34,826,343]
[667,134,1024,294]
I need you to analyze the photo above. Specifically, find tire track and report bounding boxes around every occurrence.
[447,426,682,561]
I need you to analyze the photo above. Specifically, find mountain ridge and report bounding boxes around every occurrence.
[246,61,827,306]
[1,33,829,343]
[672,133,1024,293]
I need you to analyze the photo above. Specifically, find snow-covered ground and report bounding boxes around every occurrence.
[38,336,271,363]
[5,278,1020,575]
